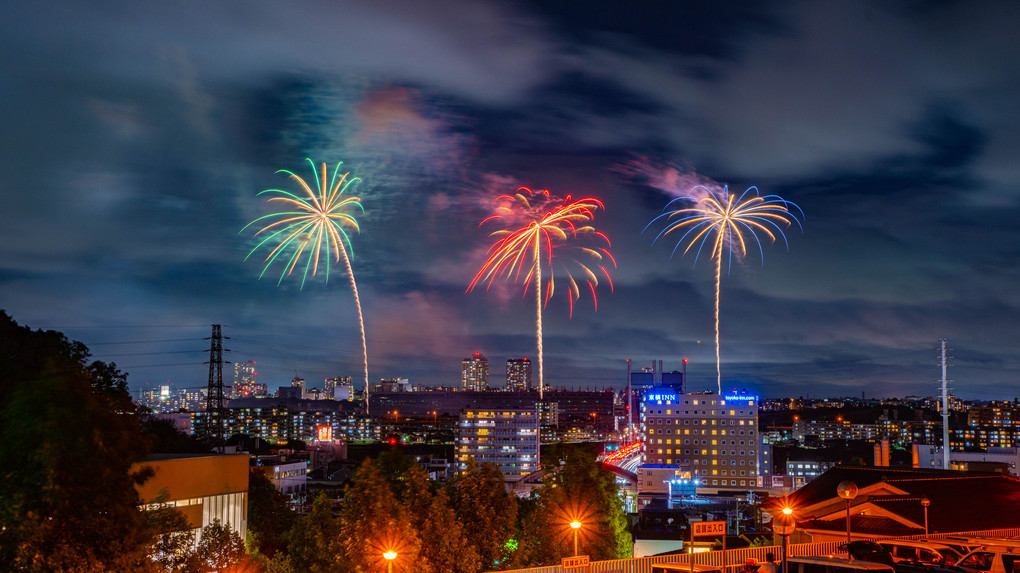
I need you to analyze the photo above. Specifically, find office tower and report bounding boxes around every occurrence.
[461,352,489,391]
[324,376,353,401]
[642,389,760,489]
[291,376,305,394]
[232,360,258,399]
[661,370,685,393]
[506,358,532,391]
[457,407,539,481]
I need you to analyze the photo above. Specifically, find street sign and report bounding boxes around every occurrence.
[691,520,726,537]
[562,555,590,568]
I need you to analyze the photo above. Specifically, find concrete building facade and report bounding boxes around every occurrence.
[457,407,539,482]
[134,453,249,539]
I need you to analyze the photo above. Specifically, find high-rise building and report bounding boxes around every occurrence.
[457,407,539,481]
[642,389,759,489]
[324,376,353,400]
[291,376,305,394]
[232,360,258,398]
[461,352,489,391]
[505,358,532,391]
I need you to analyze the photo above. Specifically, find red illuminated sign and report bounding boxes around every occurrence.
[692,520,725,537]
[562,555,589,568]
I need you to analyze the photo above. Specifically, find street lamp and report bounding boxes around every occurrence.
[570,521,582,556]
[921,498,930,536]
[836,480,859,544]
[384,550,397,573]
[773,511,796,573]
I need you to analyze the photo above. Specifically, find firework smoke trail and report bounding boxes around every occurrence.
[468,187,616,399]
[242,159,370,410]
[645,186,803,395]
[337,234,369,413]
[534,237,543,400]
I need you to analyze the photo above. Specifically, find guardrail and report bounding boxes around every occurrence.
[496,528,1020,573]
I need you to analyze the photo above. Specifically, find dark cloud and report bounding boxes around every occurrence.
[525,1,790,61]
[1,1,1019,399]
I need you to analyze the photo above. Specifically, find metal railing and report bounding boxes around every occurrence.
[496,528,1020,573]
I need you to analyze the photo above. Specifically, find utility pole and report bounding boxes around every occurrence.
[204,324,230,452]
[939,339,951,470]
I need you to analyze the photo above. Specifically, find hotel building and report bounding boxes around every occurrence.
[642,389,760,489]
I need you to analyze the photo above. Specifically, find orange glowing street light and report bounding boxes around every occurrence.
[773,510,796,573]
[384,550,397,573]
[570,520,582,556]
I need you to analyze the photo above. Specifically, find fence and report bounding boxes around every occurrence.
[497,528,1020,573]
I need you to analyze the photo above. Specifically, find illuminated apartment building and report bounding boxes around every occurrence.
[457,408,539,482]
[192,406,379,444]
[461,352,489,391]
[232,360,258,398]
[642,389,759,489]
[505,358,532,391]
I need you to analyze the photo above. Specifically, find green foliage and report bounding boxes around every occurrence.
[513,450,632,567]
[247,541,296,573]
[375,447,418,498]
[337,459,420,573]
[448,462,518,570]
[143,415,212,454]
[0,311,154,571]
[247,468,294,557]
[188,518,246,572]
[404,465,481,573]
[287,492,340,573]
[145,491,196,571]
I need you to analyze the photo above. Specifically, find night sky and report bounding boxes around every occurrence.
[2,1,1019,399]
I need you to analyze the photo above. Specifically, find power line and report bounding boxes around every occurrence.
[118,362,206,369]
[39,324,211,329]
[88,338,203,345]
[99,350,206,357]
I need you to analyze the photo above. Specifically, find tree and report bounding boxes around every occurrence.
[188,518,246,572]
[337,459,420,572]
[145,492,196,572]
[516,450,631,566]
[143,415,212,454]
[247,468,294,557]
[402,465,481,573]
[286,492,339,573]
[0,311,186,571]
[375,447,417,499]
[448,462,518,570]
[0,319,154,570]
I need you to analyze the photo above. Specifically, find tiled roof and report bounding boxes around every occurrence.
[800,515,918,537]
[770,466,1020,535]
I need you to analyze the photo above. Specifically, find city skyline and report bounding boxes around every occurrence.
[2,3,1020,399]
